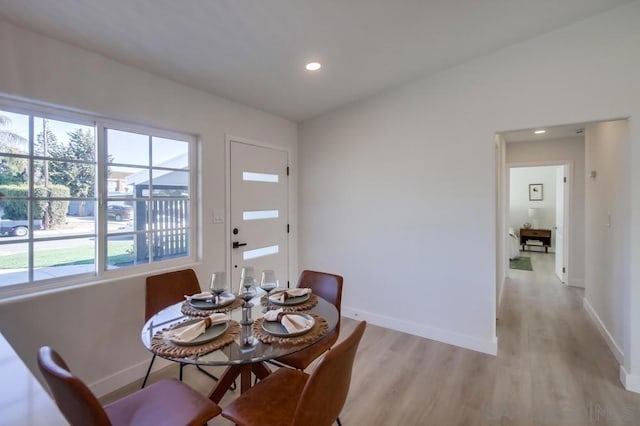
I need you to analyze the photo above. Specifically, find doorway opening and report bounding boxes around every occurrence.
[496,122,587,311]
[495,119,631,385]
[507,163,570,284]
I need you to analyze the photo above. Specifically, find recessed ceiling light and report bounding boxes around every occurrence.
[534,130,546,134]
[305,62,321,71]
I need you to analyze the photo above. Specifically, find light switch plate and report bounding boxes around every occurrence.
[213,208,224,224]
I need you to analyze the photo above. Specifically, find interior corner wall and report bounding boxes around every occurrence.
[495,135,507,314]
[0,20,298,396]
[584,120,629,367]
[298,1,640,360]
[506,136,586,287]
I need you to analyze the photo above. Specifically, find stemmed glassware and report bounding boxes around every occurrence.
[209,272,226,305]
[239,267,257,325]
[260,270,278,312]
[238,266,255,294]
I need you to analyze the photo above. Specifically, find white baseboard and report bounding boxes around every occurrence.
[342,306,498,356]
[567,277,585,288]
[620,366,640,394]
[89,356,172,398]
[583,297,624,364]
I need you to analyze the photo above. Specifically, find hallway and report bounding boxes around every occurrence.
[497,251,640,424]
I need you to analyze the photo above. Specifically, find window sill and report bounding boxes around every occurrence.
[0,257,202,305]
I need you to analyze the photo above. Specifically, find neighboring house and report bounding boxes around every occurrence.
[107,171,132,193]
[125,155,189,261]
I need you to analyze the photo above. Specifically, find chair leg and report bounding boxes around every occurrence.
[196,364,219,381]
[179,362,185,381]
[337,417,342,426]
[141,353,156,389]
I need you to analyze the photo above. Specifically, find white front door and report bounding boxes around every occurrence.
[555,166,566,283]
[229,140,289,292]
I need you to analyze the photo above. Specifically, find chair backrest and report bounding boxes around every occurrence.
[298,270,343,330]
[38,346,111,426]
[145,268,201,321]
[292,321,366,426]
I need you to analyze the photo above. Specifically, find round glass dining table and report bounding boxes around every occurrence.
[141,291,339,402]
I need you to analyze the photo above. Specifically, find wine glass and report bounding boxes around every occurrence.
[209,272,226,305]
[260,270,278,312]
[239,276,257,325]
[238,266,255,294]
[240,276,257,303]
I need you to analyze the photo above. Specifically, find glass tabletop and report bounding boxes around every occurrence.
[141,291,339,366]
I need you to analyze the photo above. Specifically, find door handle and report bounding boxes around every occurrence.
[232,241,247,249]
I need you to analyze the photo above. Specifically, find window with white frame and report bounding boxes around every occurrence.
[0,101,195,295]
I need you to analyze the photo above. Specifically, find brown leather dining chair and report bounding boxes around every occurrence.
[38,346,221,426]
[222,320,366,426]
[272,270,343,370]
[142,268,218,388]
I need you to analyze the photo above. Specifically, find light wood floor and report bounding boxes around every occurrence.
[102,252,640,425]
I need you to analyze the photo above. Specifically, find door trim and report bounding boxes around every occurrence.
[225,134,291,287]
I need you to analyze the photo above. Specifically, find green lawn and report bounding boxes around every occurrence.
[0,241,134,268]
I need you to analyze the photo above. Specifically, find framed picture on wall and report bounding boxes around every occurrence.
[529,183,543,201]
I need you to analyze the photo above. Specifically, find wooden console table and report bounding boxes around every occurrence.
[519,228,552,253]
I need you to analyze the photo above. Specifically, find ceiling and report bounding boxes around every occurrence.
[503,123,587,143]
[0,0,632,122]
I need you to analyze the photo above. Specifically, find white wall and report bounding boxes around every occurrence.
[299,0,640,381]
[509,166,558,241]
[584,120,628,367]
[506,137,586,287]
[0,20,298,396]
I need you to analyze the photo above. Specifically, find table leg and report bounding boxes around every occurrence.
[240,365,252,393]
[252,361,272,381]
[208,365,241,403]
[208,362,273,403]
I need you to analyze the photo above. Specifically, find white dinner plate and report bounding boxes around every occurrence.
[261,314,315,337]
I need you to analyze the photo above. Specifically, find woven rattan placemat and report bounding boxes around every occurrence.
[252,313,328,345]
[181,297,244,318]
[260,293,318,312]
[151,320,240,358]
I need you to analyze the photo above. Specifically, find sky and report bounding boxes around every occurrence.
[1,109,188,171]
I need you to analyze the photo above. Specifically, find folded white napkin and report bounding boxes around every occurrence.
[262,308,284,321]
[270,288,311,304]
[185,291,213,301]
[263,308,313,334]
[167,313,227,343]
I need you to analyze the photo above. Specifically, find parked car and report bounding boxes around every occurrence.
[107,204,133,221]
[0,219,42,237]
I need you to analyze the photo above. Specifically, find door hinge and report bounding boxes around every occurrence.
[286,166,289,176]
[287,224,290,233]
[564,177,567,183]
[562,267,566,273]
